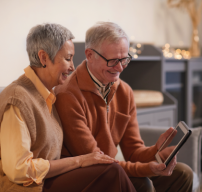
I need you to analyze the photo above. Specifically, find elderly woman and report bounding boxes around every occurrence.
[0,23,136,192]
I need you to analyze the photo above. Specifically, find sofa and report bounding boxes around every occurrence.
[116,125,202,192]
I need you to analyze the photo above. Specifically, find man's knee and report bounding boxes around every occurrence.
[174,162,193,183]
[130,177,154,192]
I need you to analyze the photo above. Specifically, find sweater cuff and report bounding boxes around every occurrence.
[148,144,158,161]
[119,161,156,177]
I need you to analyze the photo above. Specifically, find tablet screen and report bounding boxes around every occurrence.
[159,126,186,164]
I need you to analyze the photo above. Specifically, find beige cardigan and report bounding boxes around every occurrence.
[0,75,63,192]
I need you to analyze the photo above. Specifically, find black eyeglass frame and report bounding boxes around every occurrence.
[90,48,132,67]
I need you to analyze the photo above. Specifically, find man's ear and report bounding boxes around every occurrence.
[38,50,49,67]
[85,48,94,62]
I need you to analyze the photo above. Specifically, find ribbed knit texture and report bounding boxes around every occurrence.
[55,60,158,178]
[0,74,63,192]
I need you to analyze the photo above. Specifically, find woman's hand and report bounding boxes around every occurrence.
[79,152,119,168]
[46,152,118,179]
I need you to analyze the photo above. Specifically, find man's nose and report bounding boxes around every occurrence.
[113,61,123,72]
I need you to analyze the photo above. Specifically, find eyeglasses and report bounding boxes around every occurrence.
[90,49,132,67]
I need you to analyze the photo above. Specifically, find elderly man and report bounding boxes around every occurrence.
[55,22,193,192]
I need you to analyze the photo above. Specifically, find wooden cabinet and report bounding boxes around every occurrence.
[163,57,202,127]
[186,58,202,127]
[163,58,186,124]
[137,110,174,126]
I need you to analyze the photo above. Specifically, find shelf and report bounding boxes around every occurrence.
[131,56,161,61]
[165,84,184,89]
[165,58,189,62]
[137,104,175,114]
[193,82,202,87]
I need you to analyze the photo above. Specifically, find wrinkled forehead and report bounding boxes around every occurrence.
[96,37,128,52]
[98,38,129,54]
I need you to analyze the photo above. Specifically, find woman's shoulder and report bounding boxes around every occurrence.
[2,75,35,99]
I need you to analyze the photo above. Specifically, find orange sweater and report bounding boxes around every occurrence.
[55,60,158,177]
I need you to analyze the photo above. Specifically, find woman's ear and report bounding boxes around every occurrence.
[38,50,48,67]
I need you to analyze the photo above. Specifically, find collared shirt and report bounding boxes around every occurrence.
[0,66,55,186]
[86,63,113,102]
[24,66,56,113]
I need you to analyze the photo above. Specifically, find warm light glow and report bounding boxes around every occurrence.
[175,54,182,60]
[133,54,138,58]
[162,43,191,60]
[165,43,170,48]
[168,53,173,57]
[194,36,199,42]
[137,43,141,48]
[176,49,181,54]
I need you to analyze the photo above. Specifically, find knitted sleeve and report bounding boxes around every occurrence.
[120,87,158,163]
[55,91,157,177]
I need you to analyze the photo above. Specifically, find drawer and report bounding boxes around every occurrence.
[137,110,174,127]
[137,113,154,126]
[153,110,174,127]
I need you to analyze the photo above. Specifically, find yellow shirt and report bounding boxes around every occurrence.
[0,66,56,186]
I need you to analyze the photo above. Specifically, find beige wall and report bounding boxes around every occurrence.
[0,0,200,87]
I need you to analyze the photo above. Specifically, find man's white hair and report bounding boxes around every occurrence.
[85,22,129,50]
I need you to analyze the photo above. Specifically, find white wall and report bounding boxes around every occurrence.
[0,0,200,87]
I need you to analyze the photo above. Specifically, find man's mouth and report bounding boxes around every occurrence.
[108,71,119,74]
[62,73,69,77]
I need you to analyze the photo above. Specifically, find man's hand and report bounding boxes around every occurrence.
[149,156,177,176]
[79,152,119,168]
[156,127,177,151]
[158,146,176,162]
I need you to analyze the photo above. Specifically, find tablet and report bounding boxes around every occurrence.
[155,121,192,166]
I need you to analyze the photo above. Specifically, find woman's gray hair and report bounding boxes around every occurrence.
[85,22,129,50]
[26,23,75,67]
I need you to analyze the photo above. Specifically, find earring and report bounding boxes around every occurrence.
[43,65,46,68]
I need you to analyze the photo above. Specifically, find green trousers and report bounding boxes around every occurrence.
[129,162,193,192]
